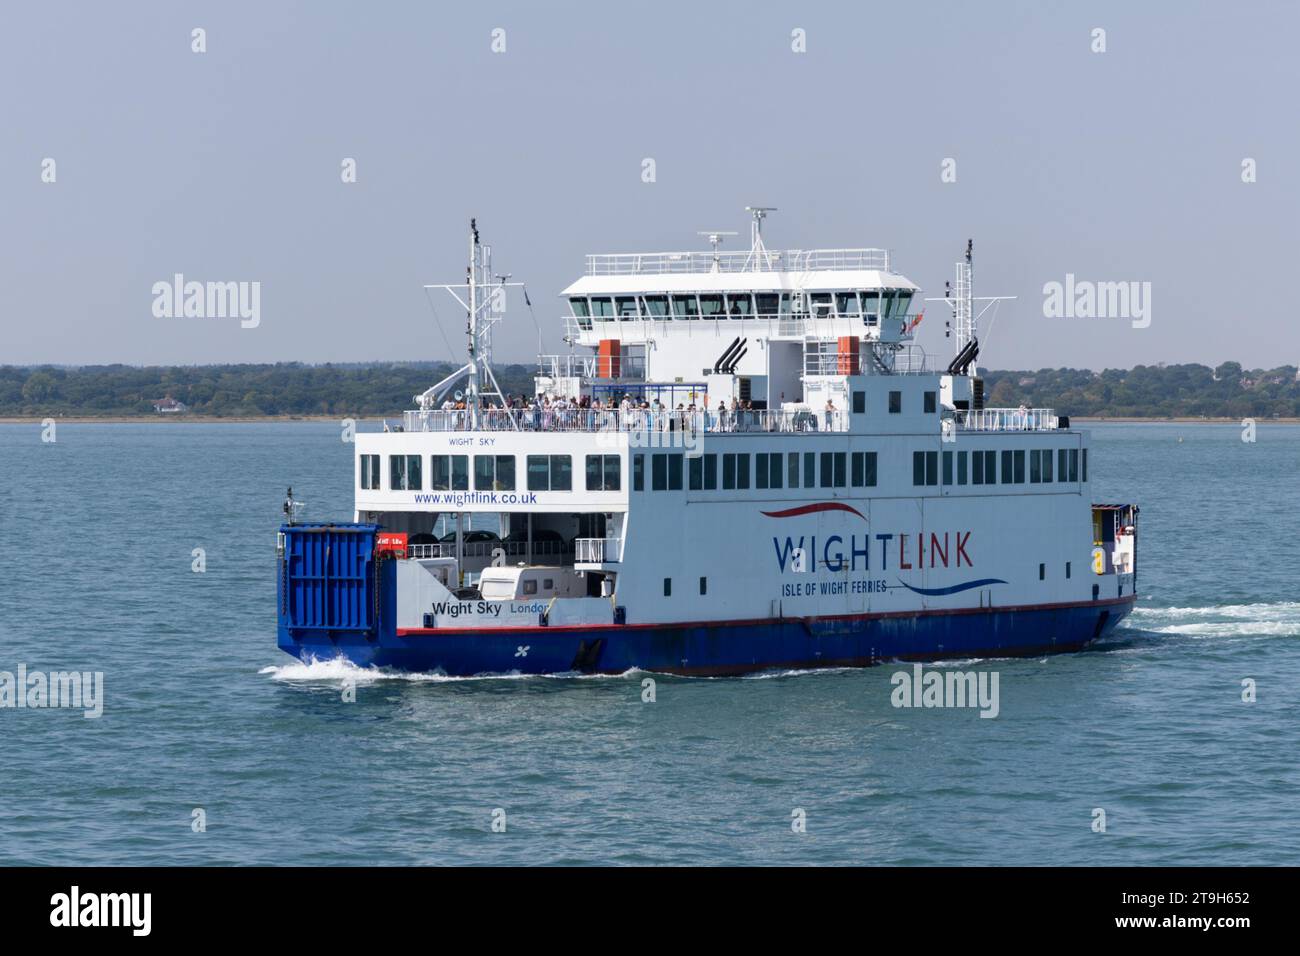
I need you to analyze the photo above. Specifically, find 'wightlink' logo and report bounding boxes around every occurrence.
[0,664,103,718]
[152,273,261,328]
[891,663,1000,718]
[1042,273,1151,328]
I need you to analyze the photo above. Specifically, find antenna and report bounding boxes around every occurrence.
[744,206,777,271]
[418,218,526,428]
[924,238,1016,377]
[696,230,738,272]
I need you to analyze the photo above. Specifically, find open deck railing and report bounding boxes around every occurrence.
[956,408,1059,431]
[583,247,892,276]
[401,408,851,434]
[575,537,621,564]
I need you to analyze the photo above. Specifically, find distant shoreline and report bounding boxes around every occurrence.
[3,415,1297,425]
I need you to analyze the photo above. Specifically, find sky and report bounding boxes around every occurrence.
[3,0,1298,371]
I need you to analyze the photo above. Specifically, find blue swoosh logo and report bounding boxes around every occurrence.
[898,578,1007,596]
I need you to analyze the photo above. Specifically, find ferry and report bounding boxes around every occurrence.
[276,211,1138,676]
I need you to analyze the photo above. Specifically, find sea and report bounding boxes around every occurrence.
[1,421,1297,865]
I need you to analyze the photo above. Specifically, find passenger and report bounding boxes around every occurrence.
[825,399,836,431]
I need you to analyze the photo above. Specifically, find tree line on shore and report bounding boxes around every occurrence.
[1,361,1297,418]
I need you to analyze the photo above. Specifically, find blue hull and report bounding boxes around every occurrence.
[278,597,1135,677]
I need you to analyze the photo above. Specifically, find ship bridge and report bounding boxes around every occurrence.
[544,209,928,411]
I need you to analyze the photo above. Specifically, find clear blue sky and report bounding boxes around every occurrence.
[3,1,1297,370]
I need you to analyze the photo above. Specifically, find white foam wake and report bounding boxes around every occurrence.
[259,656,642,683]
[1127,602,1300,639]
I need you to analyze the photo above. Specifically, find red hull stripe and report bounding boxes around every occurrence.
[760,501,866,520]
[397,593,1136,637]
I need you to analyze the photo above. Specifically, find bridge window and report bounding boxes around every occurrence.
[726,293,753,317]
[699,294,725,318]
[474,454,515,491]
[590,296,614,318]
[861,291,880,324]
[430,455,469,491]
[569,297,590,318]
[389,454,423,491]
[527,454,572,491]
[756,293,780,316]
[360,454,380,490]
[811,293,832,317]
[643,295,669,318]
[585,454,620,491]
[671,294,699,319]
[893,292,914,317]
[836,292,859,316]
[616,296,638,319]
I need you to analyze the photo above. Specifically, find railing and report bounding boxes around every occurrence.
[575,537,621,564]
[956,408,1059,432]
[565,311,918,346]
[583,247,892,276]
[401,408,851,434]
[409,540,573,559]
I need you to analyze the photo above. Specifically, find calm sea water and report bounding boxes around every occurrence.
[1,421,1297,866]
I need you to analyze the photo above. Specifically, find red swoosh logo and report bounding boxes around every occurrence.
[760,502,866,520]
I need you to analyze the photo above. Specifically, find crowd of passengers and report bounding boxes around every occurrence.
[414,393,846,432]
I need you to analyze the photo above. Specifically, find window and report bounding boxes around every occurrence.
[523,579,538,595]
[699,294,725,318]
[1069,449,1079,482]
[957,450,968,485]
[1014,450,1025,483]
[1030,450,1042,483]
[474,454,515,491]
[590,296,614,318]
[756,453,782,489]
[851,451,878,488]
[652,454,667,491]
[1058,449,1068,482]
[943,450,953,485]
[723,453,749,490]
[836,292,859,316]
[663,578,672,597]
[924,391,937,414]
[889,391,902,414]
[832,452,846,487]
[913,451,938,486]
[852,391,865,414]
[704,454,718,490]
[973,450,996,485]
[725,293,753,317]
[803,452,815,488]
[756,453,769,489]
[633,454,644,491]
[585,454,620,491]
[1039,563,1045,581]
[360,454,380,490]
[1066,561,1072,579]
[1082,448,1088,482]
[389,454,422,491]
[788,452,800,488]
[615,296,638,319]
[756,293,780,316]
[689,455,703,491]
[671,294,699,319]
[430,455,468,491]
[569,297,590,318]
[699,577,707,595]
[527,454,572,491]
[668,455,683,490]
[643,295,669,318]
[1001,450,1013,484]
[820,452,834,488]
[1043,449,1053,482]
